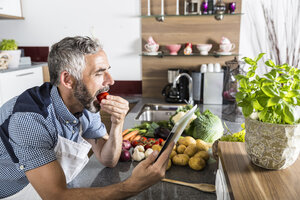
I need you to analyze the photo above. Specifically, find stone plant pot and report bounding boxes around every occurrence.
[245,118,300,170]
[0,50,21,69]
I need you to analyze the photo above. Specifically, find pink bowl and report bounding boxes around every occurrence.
[166,44,181,55]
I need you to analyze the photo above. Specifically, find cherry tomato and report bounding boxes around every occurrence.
[139,137,147,143]
[147,138,156,144]
[158,138,164,145]
[97,92,109,103]
[131,140,139,148]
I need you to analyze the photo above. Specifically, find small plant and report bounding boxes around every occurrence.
[236,53,300,125]
[0,39,18,50]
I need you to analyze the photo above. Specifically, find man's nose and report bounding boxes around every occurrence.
[104,72,114,86]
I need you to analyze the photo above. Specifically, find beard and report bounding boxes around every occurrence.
[73,80,109,113]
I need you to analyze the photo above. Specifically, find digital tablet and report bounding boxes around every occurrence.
[154,105,198,162]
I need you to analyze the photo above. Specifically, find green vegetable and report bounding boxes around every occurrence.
[189,110,224,143]
[220,123,245,142]
[144,122,159,137]
[0,39,18,50]
[236,53,300,124]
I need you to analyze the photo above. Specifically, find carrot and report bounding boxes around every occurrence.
[123,130,139,141]
[129,133,140,142]
[122,129,130,137]
[132,135,141,141]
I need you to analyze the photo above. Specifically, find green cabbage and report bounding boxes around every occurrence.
[188,110,224,143]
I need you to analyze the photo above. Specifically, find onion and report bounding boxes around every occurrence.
[120,150,131,162]
[122,140,131,150]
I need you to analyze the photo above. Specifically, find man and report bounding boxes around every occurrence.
[0,36,173,199]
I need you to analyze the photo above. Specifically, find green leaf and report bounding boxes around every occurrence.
[283,104,295,124]
[242,104,253,117]
[286,90,300,97]
[258,108,268,121]
[239,78,248,89]
[235,91,246,102]
[235,74,246,80]
[255,53,265,62]
[276,75,289,83]
[261,85,279,97]
[265,59,275,67]
[237,101,249,107]
[247,70,255,78]
[257,96,269,107]
[267,96,281,107]
[243,57,257,66]
[253,99,264,110]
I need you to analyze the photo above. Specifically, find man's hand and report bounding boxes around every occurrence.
[125,142,175,193]
[100,95,129,124]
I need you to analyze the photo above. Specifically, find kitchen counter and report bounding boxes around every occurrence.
[0,62,46,73]
[69,98,245,199]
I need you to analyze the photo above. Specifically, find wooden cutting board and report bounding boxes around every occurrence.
[218,142,300,200]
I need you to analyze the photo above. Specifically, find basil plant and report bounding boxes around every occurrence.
[235,53,300,125]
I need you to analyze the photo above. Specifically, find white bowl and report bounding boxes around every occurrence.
[196,44,212,55]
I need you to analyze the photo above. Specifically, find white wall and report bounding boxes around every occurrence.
[0,0,142,80]
[239,0,300,74]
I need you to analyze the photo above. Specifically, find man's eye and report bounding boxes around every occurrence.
[95,73,103,76]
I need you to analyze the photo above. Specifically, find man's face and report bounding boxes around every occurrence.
[73,50,114,113]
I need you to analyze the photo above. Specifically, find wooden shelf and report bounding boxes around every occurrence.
[141,13,243,18]
[141,52,239,58]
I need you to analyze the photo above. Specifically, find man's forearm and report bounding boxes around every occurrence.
[54,178,140,200]
[96,122,123,167]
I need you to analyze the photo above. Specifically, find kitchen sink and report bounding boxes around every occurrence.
[135,103,184,122]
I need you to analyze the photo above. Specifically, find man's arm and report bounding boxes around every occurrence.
[25,142,174,200]
[86,95,129,167]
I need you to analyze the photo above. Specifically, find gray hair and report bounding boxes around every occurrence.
[48,36,102,86]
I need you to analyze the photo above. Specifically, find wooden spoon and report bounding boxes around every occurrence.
[162,178,216,193]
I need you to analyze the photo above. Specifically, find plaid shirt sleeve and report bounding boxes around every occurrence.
[9,112,57,172]
[81,111,107,139]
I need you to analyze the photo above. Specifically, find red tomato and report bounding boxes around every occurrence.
[139,137,147,143]
[131,140,139,148]
[147,138,156,144]
[158,138,164,145]
[97,92,109,103]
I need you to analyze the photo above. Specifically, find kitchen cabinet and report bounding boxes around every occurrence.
[141,0,242,98]
[0,65,43,106]
[217,142,300,199]
[0,0,23,19]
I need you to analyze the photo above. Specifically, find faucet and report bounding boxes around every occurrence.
[173,73,194,105]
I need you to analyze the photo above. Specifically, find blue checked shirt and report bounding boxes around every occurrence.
[0,83,107,198]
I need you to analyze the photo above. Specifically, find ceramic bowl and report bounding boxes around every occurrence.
[196,44,212,55]
[166,44,181,55]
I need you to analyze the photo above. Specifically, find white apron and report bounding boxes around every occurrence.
[2,125,92,200]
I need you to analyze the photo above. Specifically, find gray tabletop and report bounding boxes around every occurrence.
[69,98,244,199]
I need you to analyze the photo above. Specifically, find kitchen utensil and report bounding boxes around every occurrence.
[162,178,216,193]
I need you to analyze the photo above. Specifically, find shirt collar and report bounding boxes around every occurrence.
[50,86,80,126]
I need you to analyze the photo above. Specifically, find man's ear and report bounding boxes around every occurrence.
[60,71,75,89]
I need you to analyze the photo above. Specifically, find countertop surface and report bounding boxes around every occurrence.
[219,142,300,200]
[69,98,245,199]
[0,62,46,73]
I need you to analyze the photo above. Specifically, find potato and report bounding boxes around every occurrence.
[194,151,210,161]
[172,154,189,166]
[177,144,187,154]
[184,144,198,157]
[188,156,206,171]
[152,144,162,152]
[170,150,177,159]
[166,159,172,170]
[178,136,196,147]
[196,139,210,151]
